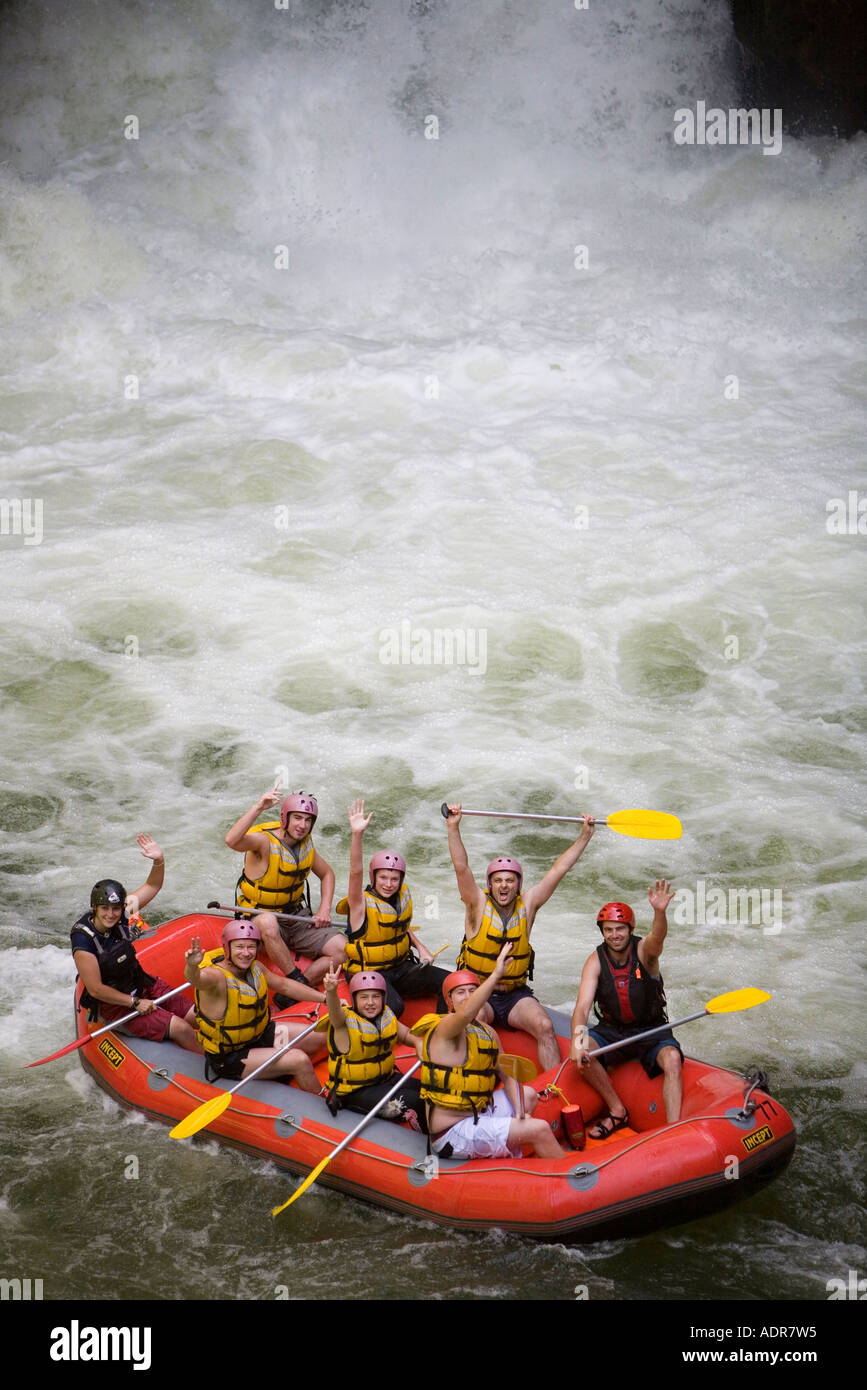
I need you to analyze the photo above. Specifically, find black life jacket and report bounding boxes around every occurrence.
[71,913,154,1017]
[594,936,668,1030]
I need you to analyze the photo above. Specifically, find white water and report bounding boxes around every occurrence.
[0,0,864,1305]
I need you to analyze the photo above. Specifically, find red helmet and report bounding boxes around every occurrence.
[442,969,480,1011]
[369,850,406,889]
[597,902,635,930]
[221,919,262,952]
[486,857,523,893]
[349,971,387,1000]
[281,793,318,830]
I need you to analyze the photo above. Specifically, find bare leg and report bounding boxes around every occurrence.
[504,996,560,1072]
[507,1117,565,1158]
[577,1052,628,1135]
[256,914,298,976]
[305,933,346,986]
[241,1045,320,1093]
[167,1016,204,1053]
[274,1021,326,1061]
[658,1045,683,1123]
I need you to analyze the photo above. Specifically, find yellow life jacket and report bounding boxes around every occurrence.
[195,949,270,1056]
[457,894,533,992]
[328,1005,399,1094]
[338,885,413,973]
[235,823,315,912]
[420,1021,500,1115]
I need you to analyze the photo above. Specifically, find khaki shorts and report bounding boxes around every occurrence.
[279,910,342,959]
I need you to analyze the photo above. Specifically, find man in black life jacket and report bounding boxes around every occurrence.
[570,880,682,1136]
[445,802,595,1071]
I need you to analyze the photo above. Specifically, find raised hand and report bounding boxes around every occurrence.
[347,798,373,835]
[136,833,163,861]
[185,937,205,971]
[648,879,676,913]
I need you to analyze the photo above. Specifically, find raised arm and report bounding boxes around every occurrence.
[638,879,675,973]
[523,815,595,919]
[444,804,484,913]
[183,937,225,1017]
[346,799,373,927]
[433,943,512,1043]
[323,963,350,1053]
[125,833,165,915]
[224,785,281,853]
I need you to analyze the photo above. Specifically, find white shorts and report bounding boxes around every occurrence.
[430,1089,521,1161]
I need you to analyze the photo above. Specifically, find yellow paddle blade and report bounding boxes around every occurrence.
[705,988,771,1014]
[272,1157,330,1216]
[169,1090,233,1140]
[605,809,683,840]
[408,1012,441,1036]
[500,1053,538,1083]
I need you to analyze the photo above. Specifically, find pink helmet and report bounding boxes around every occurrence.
[222,919,262,952]
[281,793,318,830]
[369,850,406,889]
[486,857,523,893]
[349,971,387,999]
[442,969,480,1011]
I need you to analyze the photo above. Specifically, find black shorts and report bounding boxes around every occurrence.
[204,1020,276,1083]
[332,1074,427,1131]
[373,957,450,1018]
[589,1021,682,1079]
[487,983,536,1028]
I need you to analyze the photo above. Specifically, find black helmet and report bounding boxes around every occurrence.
[90,879,126,909]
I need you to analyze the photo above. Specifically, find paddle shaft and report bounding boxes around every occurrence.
[23,982,192,1067]
[272,1059,423,1214]
[206,904,346,931]
[582,1009,708,1061]
[441,804,598,827]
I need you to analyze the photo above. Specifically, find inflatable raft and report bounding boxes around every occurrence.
[74,913,796,1241]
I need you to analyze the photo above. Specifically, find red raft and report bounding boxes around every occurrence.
[75,913,796,1241]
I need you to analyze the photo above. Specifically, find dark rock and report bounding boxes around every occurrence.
[731,0,866,136]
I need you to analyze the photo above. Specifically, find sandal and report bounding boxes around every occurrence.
[588,1110,629,1141]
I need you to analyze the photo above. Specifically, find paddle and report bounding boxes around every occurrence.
[205,902,346,931]
[22,982,192,1068]
[500,1053,536,1118]
[576,988,771,1064]
[169,1016,322,1140]
[271,1059,424,1216]
[440,804,682,840]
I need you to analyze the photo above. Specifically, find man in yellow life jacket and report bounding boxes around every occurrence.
[225,784,345,986]
[444,803,595,1070]
[337,798,449,1016]
[421,944,565,1160]
[184,920,325,1090]
[323,965,425,1131]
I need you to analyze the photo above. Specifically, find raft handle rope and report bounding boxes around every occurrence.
[738,1067,770,1119]
[104,1047,779,1186]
